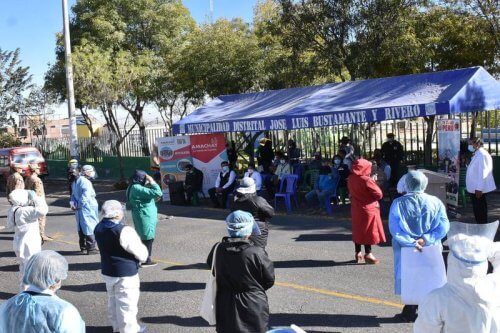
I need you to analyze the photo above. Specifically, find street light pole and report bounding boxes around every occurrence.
[62,0,79,160]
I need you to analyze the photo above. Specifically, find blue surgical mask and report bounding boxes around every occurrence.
[468,145,475,153]
[280,160,286,165]
[222,166,229,172]
[334,159,341,165]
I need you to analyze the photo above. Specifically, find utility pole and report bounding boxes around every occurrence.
[62,0,79,160]
[209,0,214,23]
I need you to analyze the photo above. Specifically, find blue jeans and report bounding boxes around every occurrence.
[305,189,334,206]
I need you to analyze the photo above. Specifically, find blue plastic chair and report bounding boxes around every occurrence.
[274,174,299,213]
[324,175,340,215]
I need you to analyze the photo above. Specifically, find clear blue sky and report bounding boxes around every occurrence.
[0,0,256,86]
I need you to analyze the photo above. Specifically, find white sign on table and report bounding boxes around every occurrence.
[401,244,447,305]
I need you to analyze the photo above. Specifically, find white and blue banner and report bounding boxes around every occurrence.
[174,103,448,135]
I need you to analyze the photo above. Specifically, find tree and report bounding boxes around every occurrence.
[71,42,138,180]
[0,133,21,148]
[350,0,426,79]
[46,0,195,155]
[177,18,263,97]
[0,48,33,126]
[253,0,326,89]
[416,6,499,74]
[20,85,56,141]
[443,0,499,53]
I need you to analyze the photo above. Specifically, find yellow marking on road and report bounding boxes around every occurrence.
[49,233,403,309]
[275,281,403,309]
[154,258,184,266]
[52,238,79,246]
[49,232,65,240]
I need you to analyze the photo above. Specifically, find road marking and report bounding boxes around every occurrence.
[153,258,184,266]
[275,281,403,309]
[51,234,403,309]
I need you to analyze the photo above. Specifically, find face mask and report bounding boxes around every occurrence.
[280,160,286,165]
[222,166,229,172]
[87,171,96,179]
[248,169,254,174]
[468,145,475,152]
[334,159,341,165]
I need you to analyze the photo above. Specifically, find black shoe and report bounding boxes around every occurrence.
[141,261,158,267]
[87,249,100,255]
[395,313,417,323]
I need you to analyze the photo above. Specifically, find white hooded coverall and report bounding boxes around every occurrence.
[414,243,500,333]
[7,190,49,287]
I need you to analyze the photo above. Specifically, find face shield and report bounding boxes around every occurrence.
[448,221,499,265]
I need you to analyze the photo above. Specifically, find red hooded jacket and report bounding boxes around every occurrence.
[347,159,386,245]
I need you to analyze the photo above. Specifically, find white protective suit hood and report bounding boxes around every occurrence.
[9,189,29,206]
[447,221,500,306]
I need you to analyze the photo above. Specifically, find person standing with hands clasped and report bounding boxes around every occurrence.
[348,159,386,264]
[466,137,496,224]
[389,170,450,323]
[94,200,148,333]
[127,170,163,267]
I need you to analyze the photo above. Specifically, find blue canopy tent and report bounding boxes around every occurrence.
[173,67,500,135]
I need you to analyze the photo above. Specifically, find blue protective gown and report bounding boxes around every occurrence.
[0,291,85,333]
[389,192,450,294]
[70,176,99,236]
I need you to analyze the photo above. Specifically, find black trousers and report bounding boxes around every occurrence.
[185,187,194,204]
[78,229,96,251]
[208,187,233,208]
[470,193,488,224]
[142,239,154,264]
[355,243,372,254]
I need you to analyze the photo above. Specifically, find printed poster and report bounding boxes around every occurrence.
[190,133,228,195]
[156,136,192,201]
[437,119,460,213]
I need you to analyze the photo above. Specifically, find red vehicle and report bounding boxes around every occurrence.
[0,147,49,190]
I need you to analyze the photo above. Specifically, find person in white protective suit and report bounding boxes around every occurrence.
[7,188,48,289]
[414,221,500,333]
[0,250,85,333]
[94,200,148,333]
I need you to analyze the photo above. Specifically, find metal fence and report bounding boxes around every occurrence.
[33,111,499,166]
[33,127,166,161]
[227,110,500,165]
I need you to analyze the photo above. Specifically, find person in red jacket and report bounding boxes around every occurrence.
[347,158,386,264]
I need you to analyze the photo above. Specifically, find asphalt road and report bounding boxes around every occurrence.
[0,180,496,333]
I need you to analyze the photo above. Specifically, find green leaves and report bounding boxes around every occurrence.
[0,48,33,126]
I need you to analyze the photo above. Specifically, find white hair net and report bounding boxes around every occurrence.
[22,250,68,290]
[100,200,124,222]
[8,189,29,206]
[405,170,428,193]
[81,164,97,179]
[448,221,499,264]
